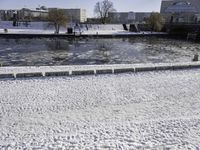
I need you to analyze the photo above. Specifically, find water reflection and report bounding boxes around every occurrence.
[46,39,69,51]
[15,39,20,44]
[94,39,112,64]
[96,39,113,50]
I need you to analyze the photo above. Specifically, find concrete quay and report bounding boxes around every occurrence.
[0,62,200,79]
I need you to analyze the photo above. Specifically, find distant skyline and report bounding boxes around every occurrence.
[0,0,162,17]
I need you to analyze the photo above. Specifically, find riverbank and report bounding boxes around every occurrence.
[0,62,200,79]
[0,29,167,38]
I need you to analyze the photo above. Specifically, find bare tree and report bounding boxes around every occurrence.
[47,9,68,34]
[94,0,116,24]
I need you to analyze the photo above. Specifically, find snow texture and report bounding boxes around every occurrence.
[1,69,200,149]
[0,21,165,35]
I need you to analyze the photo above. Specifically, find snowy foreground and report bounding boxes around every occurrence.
[1,69,200,149]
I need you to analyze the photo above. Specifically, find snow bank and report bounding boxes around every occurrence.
[0,21,124,31]
[0,21,166,35]
[1,69,200,149]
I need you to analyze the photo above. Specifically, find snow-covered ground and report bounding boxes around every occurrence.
[1,68,200,149]
[0,21,166,35]
[0,28,164,35]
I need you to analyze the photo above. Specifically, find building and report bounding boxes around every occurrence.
[0,8,48,21]
[86,18,102,24]
[108,12,135,24]
[0,8,87,22]
[49,8,87,23]
[0,10,5,21]
[63,9,87,23]
[18,8,48,21]
[160,0,200,23]
[135,12,151,23]
[0,10,17,21]
[108,12,151,24]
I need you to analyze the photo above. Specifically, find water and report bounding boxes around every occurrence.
[0,37,200,66]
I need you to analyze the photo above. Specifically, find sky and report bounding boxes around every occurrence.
[0,0,162,17]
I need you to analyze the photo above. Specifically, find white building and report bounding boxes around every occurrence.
[49,8,87,23]
[0,7,87,22]
[30,10,48,18]
[19,8,48,19]
[63,9,87,23]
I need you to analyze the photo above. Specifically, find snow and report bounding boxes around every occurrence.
[0,28,165,35]
[0,62,199,75]
[1,68,200,149]
[0,21,166,35]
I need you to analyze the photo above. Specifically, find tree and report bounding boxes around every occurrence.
[47,9,68,34]
[147,12,165,32]
[94,0,116,24]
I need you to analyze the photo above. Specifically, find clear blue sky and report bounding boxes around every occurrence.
[0,0,162,17]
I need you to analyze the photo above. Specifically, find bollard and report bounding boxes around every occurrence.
[135,66,155,72]
[16,72,43,78]
[45,71,69,77]
[72,70,94,76]
[4,29,8,33]
[96,69,113,74]
[192,54,199,62]
[114,68,135,74]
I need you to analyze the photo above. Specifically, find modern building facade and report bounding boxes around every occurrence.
[108,12,151,24]
[18,8,48,21]
[160,0,200,23]
[0,10,3,21]
[0,10,16,21]
[0,8,48,21]
[49,8,87,23]
[135,12,151,23]
[63,9,87,23]
[108,12,135,24]
[0,7,87,23]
